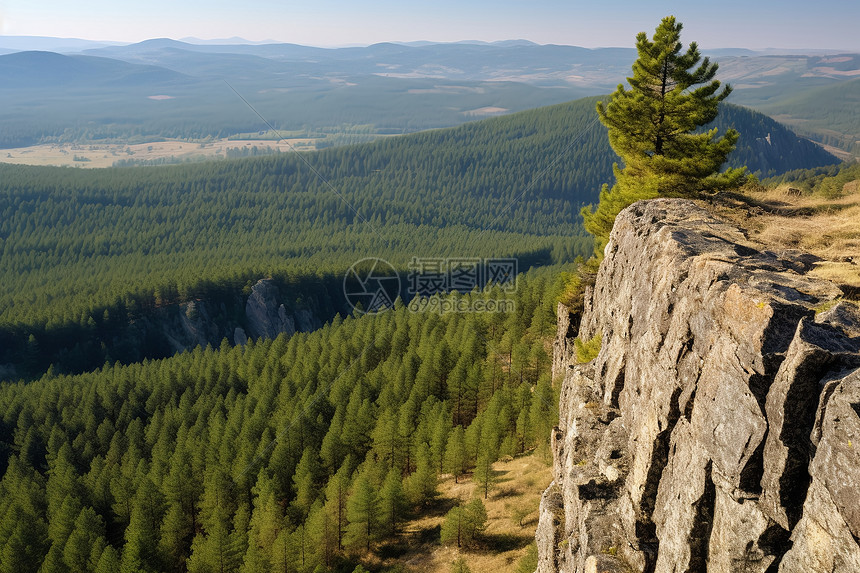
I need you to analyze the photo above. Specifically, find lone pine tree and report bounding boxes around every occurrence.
[582,15,748,256]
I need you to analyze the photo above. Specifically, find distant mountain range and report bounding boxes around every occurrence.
[0,51,189,88]
[0,35,122,53]
[0,36,857,154]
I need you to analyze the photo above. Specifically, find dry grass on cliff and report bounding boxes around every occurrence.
[712,179,860,297]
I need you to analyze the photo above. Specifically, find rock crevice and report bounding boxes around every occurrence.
[538,199,860,572]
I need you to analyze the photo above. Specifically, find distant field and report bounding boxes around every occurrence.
[0,137,317,168]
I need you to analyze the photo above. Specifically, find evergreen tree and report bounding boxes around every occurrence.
[94,546,121,573]
[120,479,165,573]
[158,503,192,573]
[187,469,239,573]
[307,500,338,569]
[290,448,322,522]
[473,451,497,500]
[40,543,69,573]
[444,426,468,484]
[370,408,399,470]
[529,375,558,461]
[462,498,488,547]
[238,539,269,573]
[270,527,291,573]
[1,521,46,573]
[47,494,83,553]
[323,459,353,551]
[429,406,452,474]
[404,443,437,507]
[440,505,464,549]
[345,472,379,552]
[451,556,472,573]
[378,467,407,538]
[582,15,748,256]
[439,498,487,549]
[62,507,108,573]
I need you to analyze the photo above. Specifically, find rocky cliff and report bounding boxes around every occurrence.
[240,278,321,342]
[131,278,325,353]
[537,199,860,572]
[0,277,337,380]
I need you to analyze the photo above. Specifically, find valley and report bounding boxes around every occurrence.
[1,22,858,573]
[2,40,859,157]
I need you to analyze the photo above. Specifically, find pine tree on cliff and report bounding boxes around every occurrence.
[582,16,748,257]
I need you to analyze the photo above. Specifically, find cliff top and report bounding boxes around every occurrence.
[540,196,860,573]
[709,178,860,296]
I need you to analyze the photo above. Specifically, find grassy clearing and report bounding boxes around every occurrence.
[367,452,552,573]
[712,177,860,296]
[0,138,315,168]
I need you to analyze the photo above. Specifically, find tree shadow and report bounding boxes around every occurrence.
[479,532,533,553]
[415,524,442,545]
[376,540,412,559]
[417,496,458,518]
[493,484,522,499]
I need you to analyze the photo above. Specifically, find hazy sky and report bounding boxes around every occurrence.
[1,0,859,50]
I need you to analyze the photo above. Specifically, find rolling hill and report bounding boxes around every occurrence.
[0,51,190,88]
[754,76,860,155]
[0,96,838,376]
[3,39,856,151]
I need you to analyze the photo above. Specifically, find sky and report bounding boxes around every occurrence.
[1,0,859,51]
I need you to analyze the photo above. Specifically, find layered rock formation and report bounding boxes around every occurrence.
[241,278,321,342]
[537,199,860,572]
[133,279,322,354]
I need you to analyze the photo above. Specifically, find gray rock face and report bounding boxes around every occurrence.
[245,279,297,339]
[129,278,325,357]
[537,199,860,573]
[780,369,860,572]
[147,298,234,354]
[233,327,248,346]
[553,301,580,380]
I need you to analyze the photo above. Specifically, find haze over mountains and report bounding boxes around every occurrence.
[0,36,858,155]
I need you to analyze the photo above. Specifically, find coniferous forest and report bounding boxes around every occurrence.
[0,98,837,377]
[0,90,844,572]
[0,272,561,573]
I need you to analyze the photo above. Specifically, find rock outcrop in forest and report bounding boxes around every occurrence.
[241,278,321,341]
[537,199,860,572]
[0,277,338,379]
[138,278,325,353]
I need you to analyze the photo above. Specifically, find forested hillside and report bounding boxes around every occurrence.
[0,97,838,378]
[0,270,561,573]
[756,77,860,155]
[710,104,839,176]
[0,98,602,327]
